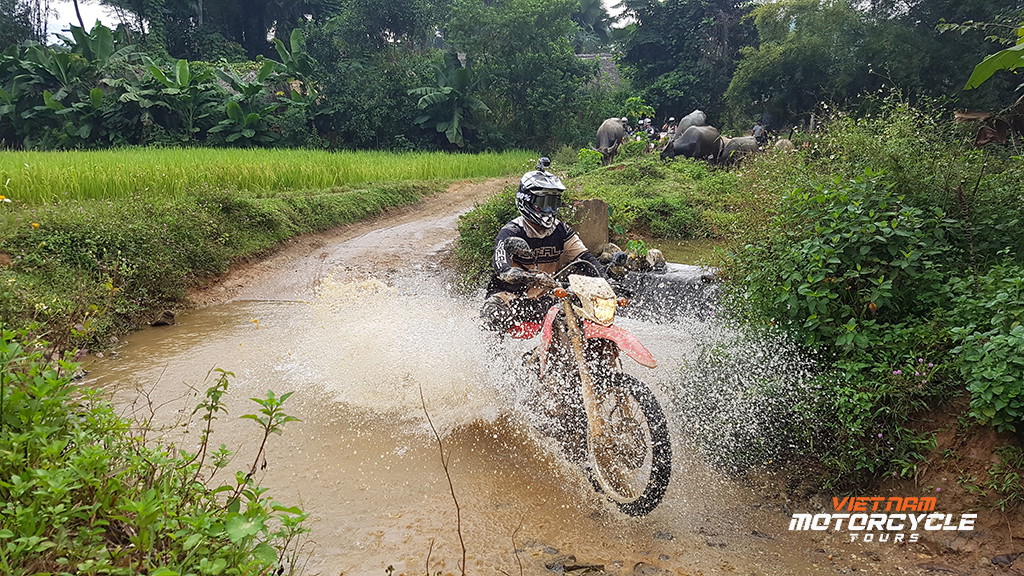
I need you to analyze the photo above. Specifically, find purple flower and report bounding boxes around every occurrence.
[918,358,925,363]
[893,370,902,375]
[928,363,934,368]
[877,433,883,438]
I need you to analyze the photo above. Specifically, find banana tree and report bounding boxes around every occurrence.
[146,58,220,139]
[965,21,1024,90]
[408,53,490,148]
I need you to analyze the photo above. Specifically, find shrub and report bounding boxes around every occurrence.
[568,148,603,177]
[733,168,952,350]
[950,261,1024,433]
[453,186,518,288]
[0,330,307,575]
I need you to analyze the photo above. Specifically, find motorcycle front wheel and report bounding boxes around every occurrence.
[587,372,672,517]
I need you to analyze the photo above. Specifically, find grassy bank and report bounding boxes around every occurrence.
[455,147,746,284]
[0,148,534,349]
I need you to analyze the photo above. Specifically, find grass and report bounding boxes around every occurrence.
[0,148,535,349]
[0,148,536,202]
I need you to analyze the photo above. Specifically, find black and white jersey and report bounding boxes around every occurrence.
[486,217,600,297]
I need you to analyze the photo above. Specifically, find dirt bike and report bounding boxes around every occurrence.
[503,257,672,517]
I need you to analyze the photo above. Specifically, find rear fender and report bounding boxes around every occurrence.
[583,321,657,368]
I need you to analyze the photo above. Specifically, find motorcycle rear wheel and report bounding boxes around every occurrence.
[587,372,672,517]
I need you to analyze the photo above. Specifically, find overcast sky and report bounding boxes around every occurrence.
[48,0,119,39]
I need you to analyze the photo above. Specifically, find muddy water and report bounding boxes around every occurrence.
[85,183,879,576]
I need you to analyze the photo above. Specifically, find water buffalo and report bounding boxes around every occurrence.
[774,138,796,151]
[595,117,626,165]
[675,109,707,135]
[717,135,760,165]
[660,125,722,161]
[663,109,707,151]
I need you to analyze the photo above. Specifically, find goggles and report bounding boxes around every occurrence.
[530,193,562,211]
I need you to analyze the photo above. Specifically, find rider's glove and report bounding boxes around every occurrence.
[497,267,536,284]
[531,272,559,289]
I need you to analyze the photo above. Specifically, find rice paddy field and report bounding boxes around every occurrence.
[0,148,535,347]
[0,148,536,202]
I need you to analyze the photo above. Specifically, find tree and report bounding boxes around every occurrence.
[99,0,345,59]
[724,0,865,129]
[409,53,490,148]
[443,0,598,149]
[618,0,753,123]
[0,0,35,47]
[571,0,614,53]
[858,0,1022,111]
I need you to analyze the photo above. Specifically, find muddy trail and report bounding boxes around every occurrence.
[84,179,999,576]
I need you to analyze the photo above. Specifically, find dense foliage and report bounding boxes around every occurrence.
[724,101,1024,485]
[0,330,306,575]
[5,0,1018,152]
[455,99,1023,491]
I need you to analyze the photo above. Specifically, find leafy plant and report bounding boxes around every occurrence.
[964,20,1024,90]
[0,329,308,575]
[409,53,490,148]
[950,261,1024,433]
[146,58,220,139]
[736,168,952,349]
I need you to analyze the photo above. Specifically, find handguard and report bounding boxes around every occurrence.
[497,268,558,288]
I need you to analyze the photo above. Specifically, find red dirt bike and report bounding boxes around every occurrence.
[505,258,672,517]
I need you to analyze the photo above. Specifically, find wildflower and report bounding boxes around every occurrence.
[0,195,10,202]
[30,222,39,228]
[918,358,924,363]
[928,363,934,368]
[892,370,902,375]
[877,433,883,438]
[915,371,920,376]
[936,487,942,493]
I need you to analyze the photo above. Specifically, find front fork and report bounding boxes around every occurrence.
[560,299,609,446]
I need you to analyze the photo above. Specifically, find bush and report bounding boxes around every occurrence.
[732,168,952,350]
[568,148,602,177]
[453,186,518,288]
[950,261,1024,433]
[0,330,307,575]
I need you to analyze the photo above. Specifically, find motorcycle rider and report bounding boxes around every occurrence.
[480,158,605,333]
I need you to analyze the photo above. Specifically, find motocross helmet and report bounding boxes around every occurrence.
[516,157,566,232]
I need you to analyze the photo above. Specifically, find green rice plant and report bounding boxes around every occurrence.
[0,149,535,203]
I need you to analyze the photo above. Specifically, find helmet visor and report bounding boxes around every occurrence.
[531,193,562,211]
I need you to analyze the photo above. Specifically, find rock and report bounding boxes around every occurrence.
[992,552,1021,566]
[751,530,773,540]
[632,562,667,576]
[152,309,176,326]
[546,554,577,572]
[915,563,962,574]
[706,538,727,548]
[652,531,673,541]
[564,563,605,574]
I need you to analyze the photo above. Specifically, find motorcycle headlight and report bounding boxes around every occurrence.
[591,296,617,326]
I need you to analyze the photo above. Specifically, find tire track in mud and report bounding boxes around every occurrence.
[90,177,959,576]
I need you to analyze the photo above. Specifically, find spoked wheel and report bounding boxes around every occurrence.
[587,372,672,516]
